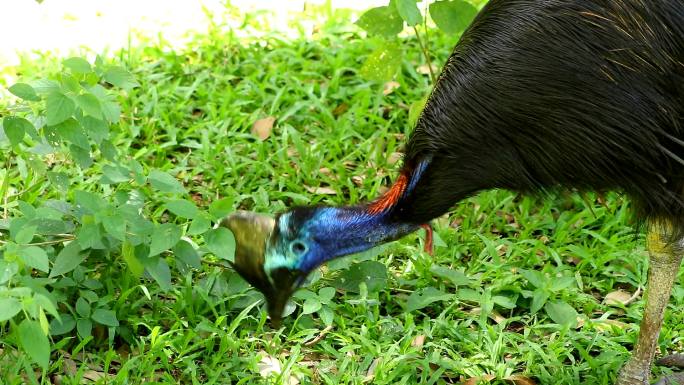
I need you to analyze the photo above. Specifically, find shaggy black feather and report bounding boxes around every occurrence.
[399,0,684,240]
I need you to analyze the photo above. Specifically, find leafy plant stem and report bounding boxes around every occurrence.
[1,156,12,219]
[0,235,75,246]
[412,26,436,84]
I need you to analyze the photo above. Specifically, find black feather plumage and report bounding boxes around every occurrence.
[397,0,684,240]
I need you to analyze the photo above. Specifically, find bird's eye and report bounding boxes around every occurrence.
[290,241,307,255]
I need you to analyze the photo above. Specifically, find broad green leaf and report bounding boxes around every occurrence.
[80,116,109,144]
[396,0,422,26]
[144,257,172,291]
[3,117,35,146]
[0,298,22,321]
[34,294,59,318]
[102,212,126,241]
[149,223,182,257]
[8,83,40,101]
[15,225,37,244]
[531,289,549,314]
[0,261,19,284]
[39,308,49,336]
[122,241,144,277]
[204,227,236,261]
[101,100,121,123]
[47,171,70,192]
[318,287,336,303]
[103,66,139,90]
[293,289,318,301]
[406,286,454,312]
[76,318,92,338]
[165,199,199,219]
[520,269,544,288]
[360,43,403,82]
[31,79,60,95]
[63,57,92,74]
[80,291,98,303]
[77,221,105,249]
[188,214,211,236]
[92,308,119,327]
[457,288,481,302]
[21,246,49,273]
[100,164,130,184]
[493,294,518,309]
[332,261,387,293]
[75,297,91,318]
[429,0,478,35]
[430,265,470,287]
[356,6,404,38]
[302,298,322,315]
[55,118,89,149]
[49,241,84,277]
[75,93,102,119]
[319,305,334,326]
[550,276,576,292]
[208,197,234,220]
[69,144,93,168]
[50,314,76,335]
[148,170,186,194]
[19,319,50,369]
[545,301,579,328]
[73,191,105,214]
[100,139,118,161]
[46,92,75,125]
[173,239,201,269]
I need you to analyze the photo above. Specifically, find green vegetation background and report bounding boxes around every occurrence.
[0,2,682,384]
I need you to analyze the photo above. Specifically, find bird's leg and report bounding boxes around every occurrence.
[616,224,683,385]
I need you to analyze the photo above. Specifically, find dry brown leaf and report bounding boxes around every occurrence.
[604,290,633,306]
[490,310,507,324]
[258,354,281,377]
[383,81,401,95]
[462,374,496,385]
[352,175,365,186]
[81,370,110,383]
[566,255,581,265]
[411,335,426,348]
[252,116,275,140]
[63,358,78,376]
[305,185,337,195]
[387,152,403,165]
[256,354,300,384]
[364,358,381,383]
[417,64,438,75]
[332,103,349,117]
[505,374,537,385]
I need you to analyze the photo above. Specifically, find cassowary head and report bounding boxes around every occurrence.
[222,204,419,326]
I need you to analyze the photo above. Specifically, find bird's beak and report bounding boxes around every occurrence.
[221,211,298,326]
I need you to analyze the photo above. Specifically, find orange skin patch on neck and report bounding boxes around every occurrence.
[367,172,409,214]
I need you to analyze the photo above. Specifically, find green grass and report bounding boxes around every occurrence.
[1,7,683,385]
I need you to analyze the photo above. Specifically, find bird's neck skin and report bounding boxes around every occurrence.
[298,158,434,272]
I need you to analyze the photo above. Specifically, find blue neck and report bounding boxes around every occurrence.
[296,206,420,272]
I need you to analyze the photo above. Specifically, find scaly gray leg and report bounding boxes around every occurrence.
[616,224,683,385]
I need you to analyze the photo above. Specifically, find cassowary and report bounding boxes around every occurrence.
[223,1,684,384]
